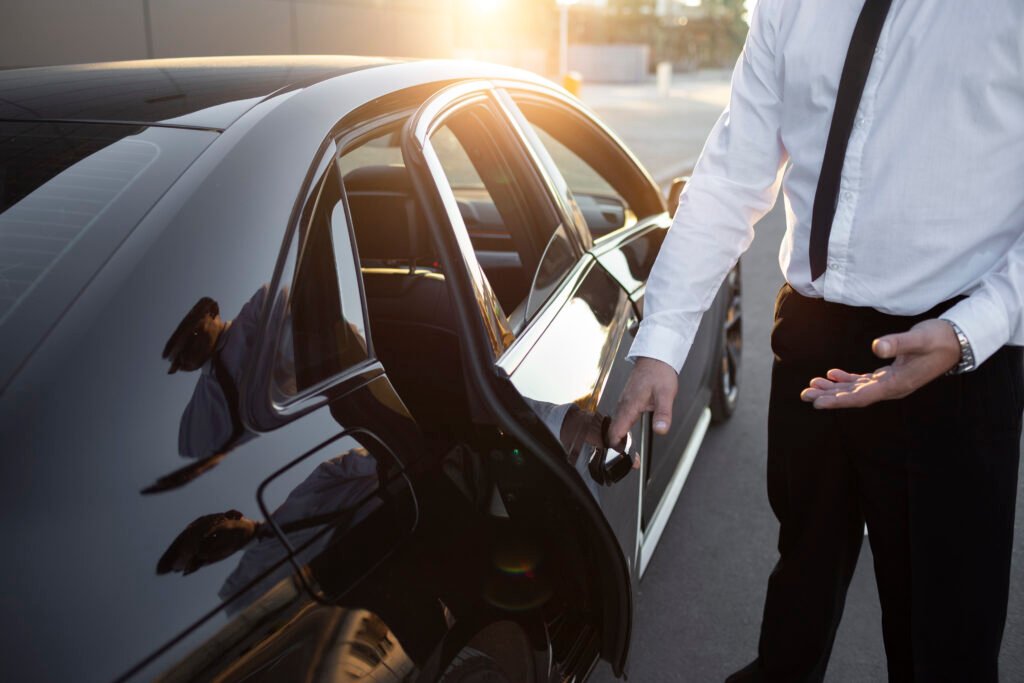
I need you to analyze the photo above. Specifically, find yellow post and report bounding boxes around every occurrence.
[563,70,583,96]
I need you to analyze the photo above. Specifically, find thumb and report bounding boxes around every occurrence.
[872,328,924,359]
[652,384,674,435]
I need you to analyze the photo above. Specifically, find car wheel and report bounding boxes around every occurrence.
[439,647,513,683]
[710,262,742,423]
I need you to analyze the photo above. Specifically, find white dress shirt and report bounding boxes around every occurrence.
[630,0,1024,372]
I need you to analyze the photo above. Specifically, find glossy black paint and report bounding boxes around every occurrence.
[0,56,391,129]
[0,57,737,682]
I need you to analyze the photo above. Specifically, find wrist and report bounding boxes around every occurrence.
[939,318,975,375]
[635,356,676,373]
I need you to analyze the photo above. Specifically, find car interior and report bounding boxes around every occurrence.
[342,162,469,435]
[338,106,565,440]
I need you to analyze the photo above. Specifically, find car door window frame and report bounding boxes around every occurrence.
[402,80,587,356]
[496,81,667,247]
[244,140,383,431]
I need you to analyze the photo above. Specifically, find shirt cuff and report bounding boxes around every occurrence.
[940,293,1010,370]
[521,397,573,442]
[627,320,696,374]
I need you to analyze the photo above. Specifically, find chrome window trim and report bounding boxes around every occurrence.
[491,88,591,255]
[407,80,497,151]
[404,80,514,358]
[586,212,671,259]
[245,132,383,429]
[493,79,666,218]
[496,253,596,375]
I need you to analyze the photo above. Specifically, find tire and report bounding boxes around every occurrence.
[439,647,513,683]
[710,262,742,423]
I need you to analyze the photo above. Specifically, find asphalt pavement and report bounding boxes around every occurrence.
[581,73,1024,683]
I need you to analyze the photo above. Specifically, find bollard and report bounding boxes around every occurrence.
[563,70,583,97]
[656,61,672,97]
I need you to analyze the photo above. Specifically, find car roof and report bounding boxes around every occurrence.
[0,55,400,130]
[0,56,567,392]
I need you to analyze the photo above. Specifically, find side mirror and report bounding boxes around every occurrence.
[667,176,689,216]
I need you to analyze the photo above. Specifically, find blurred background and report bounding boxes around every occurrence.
[0,0,750,79]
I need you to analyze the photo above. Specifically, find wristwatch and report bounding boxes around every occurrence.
[940,319,975,375]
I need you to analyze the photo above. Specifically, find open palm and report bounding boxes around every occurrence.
[800,319,962,409]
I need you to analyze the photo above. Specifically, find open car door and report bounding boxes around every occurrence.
[398,80,633,677]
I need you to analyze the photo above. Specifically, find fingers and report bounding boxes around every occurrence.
[610,358,678,444]
[608,401,642,449]
[826,368,859,383]
[800,368,879,407]
[800,366,900,409]
[873,327,928,359]
[652,382,675,435]
[812,380,887,408]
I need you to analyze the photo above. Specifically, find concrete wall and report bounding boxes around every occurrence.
[568,43,650,83]
[0,0,457,68]
[3,0,150,67]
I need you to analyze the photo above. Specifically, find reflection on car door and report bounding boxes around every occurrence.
[498,255,645,573]
[137,156,423,682]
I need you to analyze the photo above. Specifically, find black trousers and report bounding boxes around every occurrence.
[737,284,1022,683]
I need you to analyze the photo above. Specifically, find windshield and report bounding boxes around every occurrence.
[0,121,216,387]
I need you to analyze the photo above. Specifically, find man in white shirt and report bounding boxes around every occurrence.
[609,1,1024,681]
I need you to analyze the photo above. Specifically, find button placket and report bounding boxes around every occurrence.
[824,14,890,297]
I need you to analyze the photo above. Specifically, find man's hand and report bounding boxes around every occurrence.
[609,357,678,445]
[559,406,605,464]
[560,406,640,470]
[800,319,961,409]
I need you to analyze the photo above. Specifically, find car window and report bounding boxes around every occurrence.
[513,97,663,240]
[525,223,576,322]
[0,122,216,386]
[337,127,404,179]
[428,102,576,326]
[273,163,369,402]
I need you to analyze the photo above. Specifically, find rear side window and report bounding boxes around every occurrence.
[0,121,216,385]
[272,164,369,402]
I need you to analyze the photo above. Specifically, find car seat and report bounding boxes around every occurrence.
[343,165,470,436]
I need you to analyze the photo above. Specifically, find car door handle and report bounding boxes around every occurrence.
[627,317,640,337]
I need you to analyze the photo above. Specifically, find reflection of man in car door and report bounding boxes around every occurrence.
[155,401,628,587]
[162,286,274,459]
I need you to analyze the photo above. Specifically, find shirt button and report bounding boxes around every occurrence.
[874,47,883,56]
[841,190,854,202]
[828,262,839,271]
[854,116,866,128]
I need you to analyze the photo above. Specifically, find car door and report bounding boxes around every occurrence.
[495,84,722,576]
[399,80,633,677]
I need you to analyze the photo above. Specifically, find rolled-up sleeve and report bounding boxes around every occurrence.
[629,0,789,372]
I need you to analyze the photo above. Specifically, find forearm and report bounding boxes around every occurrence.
[628,0,787,372]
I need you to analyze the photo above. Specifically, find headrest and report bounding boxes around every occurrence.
[343,164,414,193]
[343,165,433,268]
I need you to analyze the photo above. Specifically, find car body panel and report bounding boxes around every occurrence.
[0,56,395,129]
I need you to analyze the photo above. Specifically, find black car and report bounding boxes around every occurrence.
[0,56,742,682]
